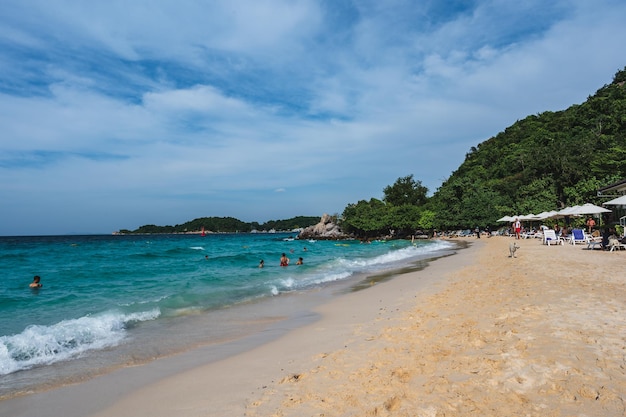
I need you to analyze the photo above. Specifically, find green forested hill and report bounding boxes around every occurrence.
[428,67,626,229]
[340,67,626,237]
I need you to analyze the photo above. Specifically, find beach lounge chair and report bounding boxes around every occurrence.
[608,237,626,252]
[586,239,604,250]
[569,229,589,245]
[585,232,604,250]
[543,229,563,246]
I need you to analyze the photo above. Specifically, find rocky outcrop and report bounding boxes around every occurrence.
[298,214,348,240]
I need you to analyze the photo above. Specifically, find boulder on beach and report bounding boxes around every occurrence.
[298,214,348,240]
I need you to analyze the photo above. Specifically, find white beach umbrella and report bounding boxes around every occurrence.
[568,203,611,216]
[540,210,559,219]
[534,211,548,219]
[496,216,514,222]
[554,206,580,218]
[602,195,626,206]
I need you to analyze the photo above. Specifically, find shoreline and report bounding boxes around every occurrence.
[0,236,454,400]
[2,237,624,416]
[0,239,463,414]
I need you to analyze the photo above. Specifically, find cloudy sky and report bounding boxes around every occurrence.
[1,0,625,235]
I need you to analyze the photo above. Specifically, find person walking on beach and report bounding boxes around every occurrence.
[513,218,521,239]
[29,275,42,288]
[280,253,289,267]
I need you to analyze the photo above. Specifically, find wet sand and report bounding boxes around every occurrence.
[2,236,624,416]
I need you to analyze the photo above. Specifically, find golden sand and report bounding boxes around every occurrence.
[244,237,625,417]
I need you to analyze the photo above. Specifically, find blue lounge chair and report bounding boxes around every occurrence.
[569,229,588,245]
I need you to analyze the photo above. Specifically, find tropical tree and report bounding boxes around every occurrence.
[341,199,390,238]
[383,174,428,206]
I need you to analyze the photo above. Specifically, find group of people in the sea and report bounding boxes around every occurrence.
[31,246,309,289]
[259,250,305,268]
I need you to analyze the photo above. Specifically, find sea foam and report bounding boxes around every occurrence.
[0,309,160,375]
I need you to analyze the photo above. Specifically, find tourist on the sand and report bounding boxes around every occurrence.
[280,253,289,267]
[513,218,521,239]
[586,217,596,233]
[29,275,42,288]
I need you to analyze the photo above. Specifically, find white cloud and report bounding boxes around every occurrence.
[0,0,625,235]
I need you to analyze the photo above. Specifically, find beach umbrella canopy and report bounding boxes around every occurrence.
[542,210,559,219]
[553,206,580,218]
[568,203,611,215]
[496,216,514,222]
[535,211,558,220]
[603,195,626,206]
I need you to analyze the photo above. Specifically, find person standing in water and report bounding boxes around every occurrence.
[280,253,289,267]
[296,257,303,265]
[29,275,42,288]
[258,260,264,268]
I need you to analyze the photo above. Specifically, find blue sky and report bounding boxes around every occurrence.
[1,0,625,235]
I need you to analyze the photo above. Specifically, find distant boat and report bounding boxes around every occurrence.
[201,226,206,237]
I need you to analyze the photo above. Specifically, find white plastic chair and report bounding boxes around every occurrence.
[543,229,563,246]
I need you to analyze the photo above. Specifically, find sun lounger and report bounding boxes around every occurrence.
[586,239,604,250]
[569,229,589,245]
[543,229,563,246]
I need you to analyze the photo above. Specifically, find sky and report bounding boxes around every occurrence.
[1,0,625,236]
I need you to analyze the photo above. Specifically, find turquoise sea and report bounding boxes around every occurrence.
[0,233,456,398]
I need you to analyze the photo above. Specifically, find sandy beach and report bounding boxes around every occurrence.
[2,236,624,416]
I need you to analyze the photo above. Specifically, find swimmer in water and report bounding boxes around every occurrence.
[29,275,42,288]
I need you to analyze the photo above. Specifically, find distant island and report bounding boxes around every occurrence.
[114,216,322,235]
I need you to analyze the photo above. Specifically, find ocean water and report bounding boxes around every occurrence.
[0,233,455,397]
